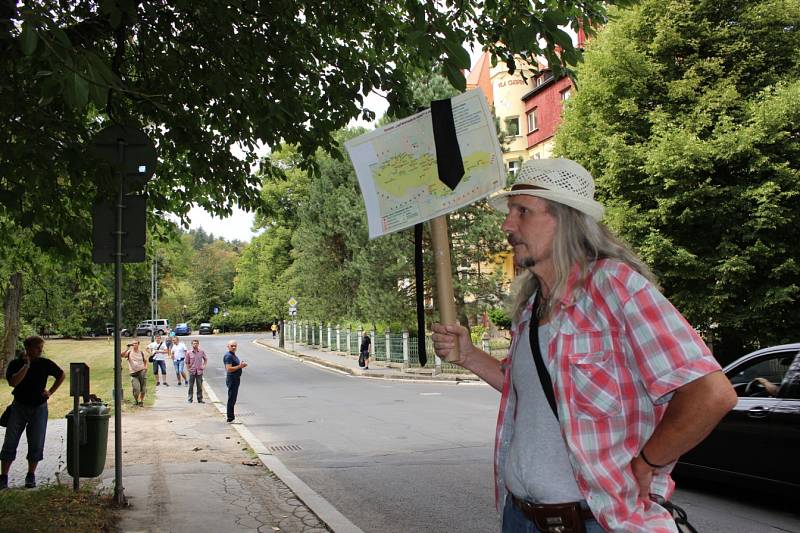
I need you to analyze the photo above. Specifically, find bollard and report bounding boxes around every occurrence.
[482,332,491,354]
[385,328,391,363]
[402,330,410,368]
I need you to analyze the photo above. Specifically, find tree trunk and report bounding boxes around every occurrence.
[1,271,23,373]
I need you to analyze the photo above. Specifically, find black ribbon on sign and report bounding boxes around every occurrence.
[412,99,465,367]
[415,223,427,367]
[430,98,465,190]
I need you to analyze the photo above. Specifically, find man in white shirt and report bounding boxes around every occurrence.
[147,335,170,386]
[171,339,188,386]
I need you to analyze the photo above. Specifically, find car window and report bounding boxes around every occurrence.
[728,351,798,396]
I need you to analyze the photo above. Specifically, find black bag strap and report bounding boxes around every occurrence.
[528,291,559,419]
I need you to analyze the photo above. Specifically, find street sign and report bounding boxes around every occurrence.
[213,306,219,315]
[92,195,147,263]
[91,124,157,192]
[287,297,298,307]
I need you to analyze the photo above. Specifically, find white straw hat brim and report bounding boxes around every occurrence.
[489,189,605,221]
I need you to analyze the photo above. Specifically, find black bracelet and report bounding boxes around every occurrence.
[640,448,669,469]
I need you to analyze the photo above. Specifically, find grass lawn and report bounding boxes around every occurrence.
[0,483,117,532]
[1,338,153,419]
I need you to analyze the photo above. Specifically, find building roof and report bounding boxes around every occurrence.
[466,51,493,106]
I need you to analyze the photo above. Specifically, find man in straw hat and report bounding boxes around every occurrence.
[432,158,737,532]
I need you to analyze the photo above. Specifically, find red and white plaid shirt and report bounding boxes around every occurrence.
[494,259,721,532]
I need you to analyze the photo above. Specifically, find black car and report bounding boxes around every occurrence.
[198,322,213,335]
[675,343,800,492]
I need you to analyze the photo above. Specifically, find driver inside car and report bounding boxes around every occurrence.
[753,377,780,396]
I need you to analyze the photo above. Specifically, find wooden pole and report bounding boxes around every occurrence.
[429,215,459,361]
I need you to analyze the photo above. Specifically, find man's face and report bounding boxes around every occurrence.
[27,341,44,359]
[228,342,237,352]
[501,195,557,272]
[192,340,199,349]
[155,335,162,342]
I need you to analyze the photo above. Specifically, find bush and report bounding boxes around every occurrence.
[488,307,511,329]
[211,307,271,332]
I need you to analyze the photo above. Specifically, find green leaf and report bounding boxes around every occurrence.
[20,22,39,56]
[551,28,574,51]
[443,39,471,70]
[64,72,89,110]
[511,24,536,49]
[443,61,466,92]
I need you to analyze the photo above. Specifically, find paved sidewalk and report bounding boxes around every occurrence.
[3,381,336,532]
[105,379,334,533]
[257,335,481,382]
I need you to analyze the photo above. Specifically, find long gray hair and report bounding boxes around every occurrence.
[509,200,658,320]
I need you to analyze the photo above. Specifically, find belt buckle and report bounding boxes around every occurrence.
[544,517,567,533]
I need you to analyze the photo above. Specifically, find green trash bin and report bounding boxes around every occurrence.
[66,402,110,478]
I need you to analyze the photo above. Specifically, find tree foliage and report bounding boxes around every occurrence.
[2,0,625,254]
[555,0,800,362]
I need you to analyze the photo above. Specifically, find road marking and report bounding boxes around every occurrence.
[419,392,442,396]
[202,381,365,533]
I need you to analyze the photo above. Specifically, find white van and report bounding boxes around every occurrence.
[135,319,170,336]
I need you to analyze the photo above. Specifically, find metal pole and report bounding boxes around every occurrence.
[113,140,126,505]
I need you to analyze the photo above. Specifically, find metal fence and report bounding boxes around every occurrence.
[285,321,511,374]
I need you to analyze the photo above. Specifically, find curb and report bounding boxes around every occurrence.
[254,340,483,384]
[202,381,365,533]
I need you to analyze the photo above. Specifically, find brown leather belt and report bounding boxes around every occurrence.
[511,494,594,533]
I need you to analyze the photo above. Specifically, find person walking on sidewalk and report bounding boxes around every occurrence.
[1,336,65,490]
[431,159,737,532]
[122,340,148,406]
[171,338,188,386]
[359,333,371,370]
[147,334,170,386]
[223,340,247,423]
[271,323,278,339]
[186,339,208,403]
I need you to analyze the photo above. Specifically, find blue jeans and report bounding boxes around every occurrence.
[173,359,185,376]
[502,497,604,533]
[1,401,48,463]
[226,375,240,421]
[153,359,167,376]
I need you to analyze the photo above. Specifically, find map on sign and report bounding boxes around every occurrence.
[345,88,505,239]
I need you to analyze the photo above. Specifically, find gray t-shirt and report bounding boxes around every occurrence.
[504,321,583,503]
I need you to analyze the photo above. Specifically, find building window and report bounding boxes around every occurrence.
[507,160,520,176]
[561,88,572,101]
[505,116,520,137]
[527,109,538,133]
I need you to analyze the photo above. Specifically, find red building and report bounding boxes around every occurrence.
[521,70,574,159]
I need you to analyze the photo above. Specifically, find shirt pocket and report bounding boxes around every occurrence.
[565,331,623,418]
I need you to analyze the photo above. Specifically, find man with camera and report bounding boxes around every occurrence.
[122,340,148,406]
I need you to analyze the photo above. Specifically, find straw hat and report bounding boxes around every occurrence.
[489,158,604,221]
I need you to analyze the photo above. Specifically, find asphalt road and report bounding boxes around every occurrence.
[197,334,800,533]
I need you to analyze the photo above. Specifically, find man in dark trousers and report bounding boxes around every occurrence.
[1,336,65,489]
[223,340,247,423]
